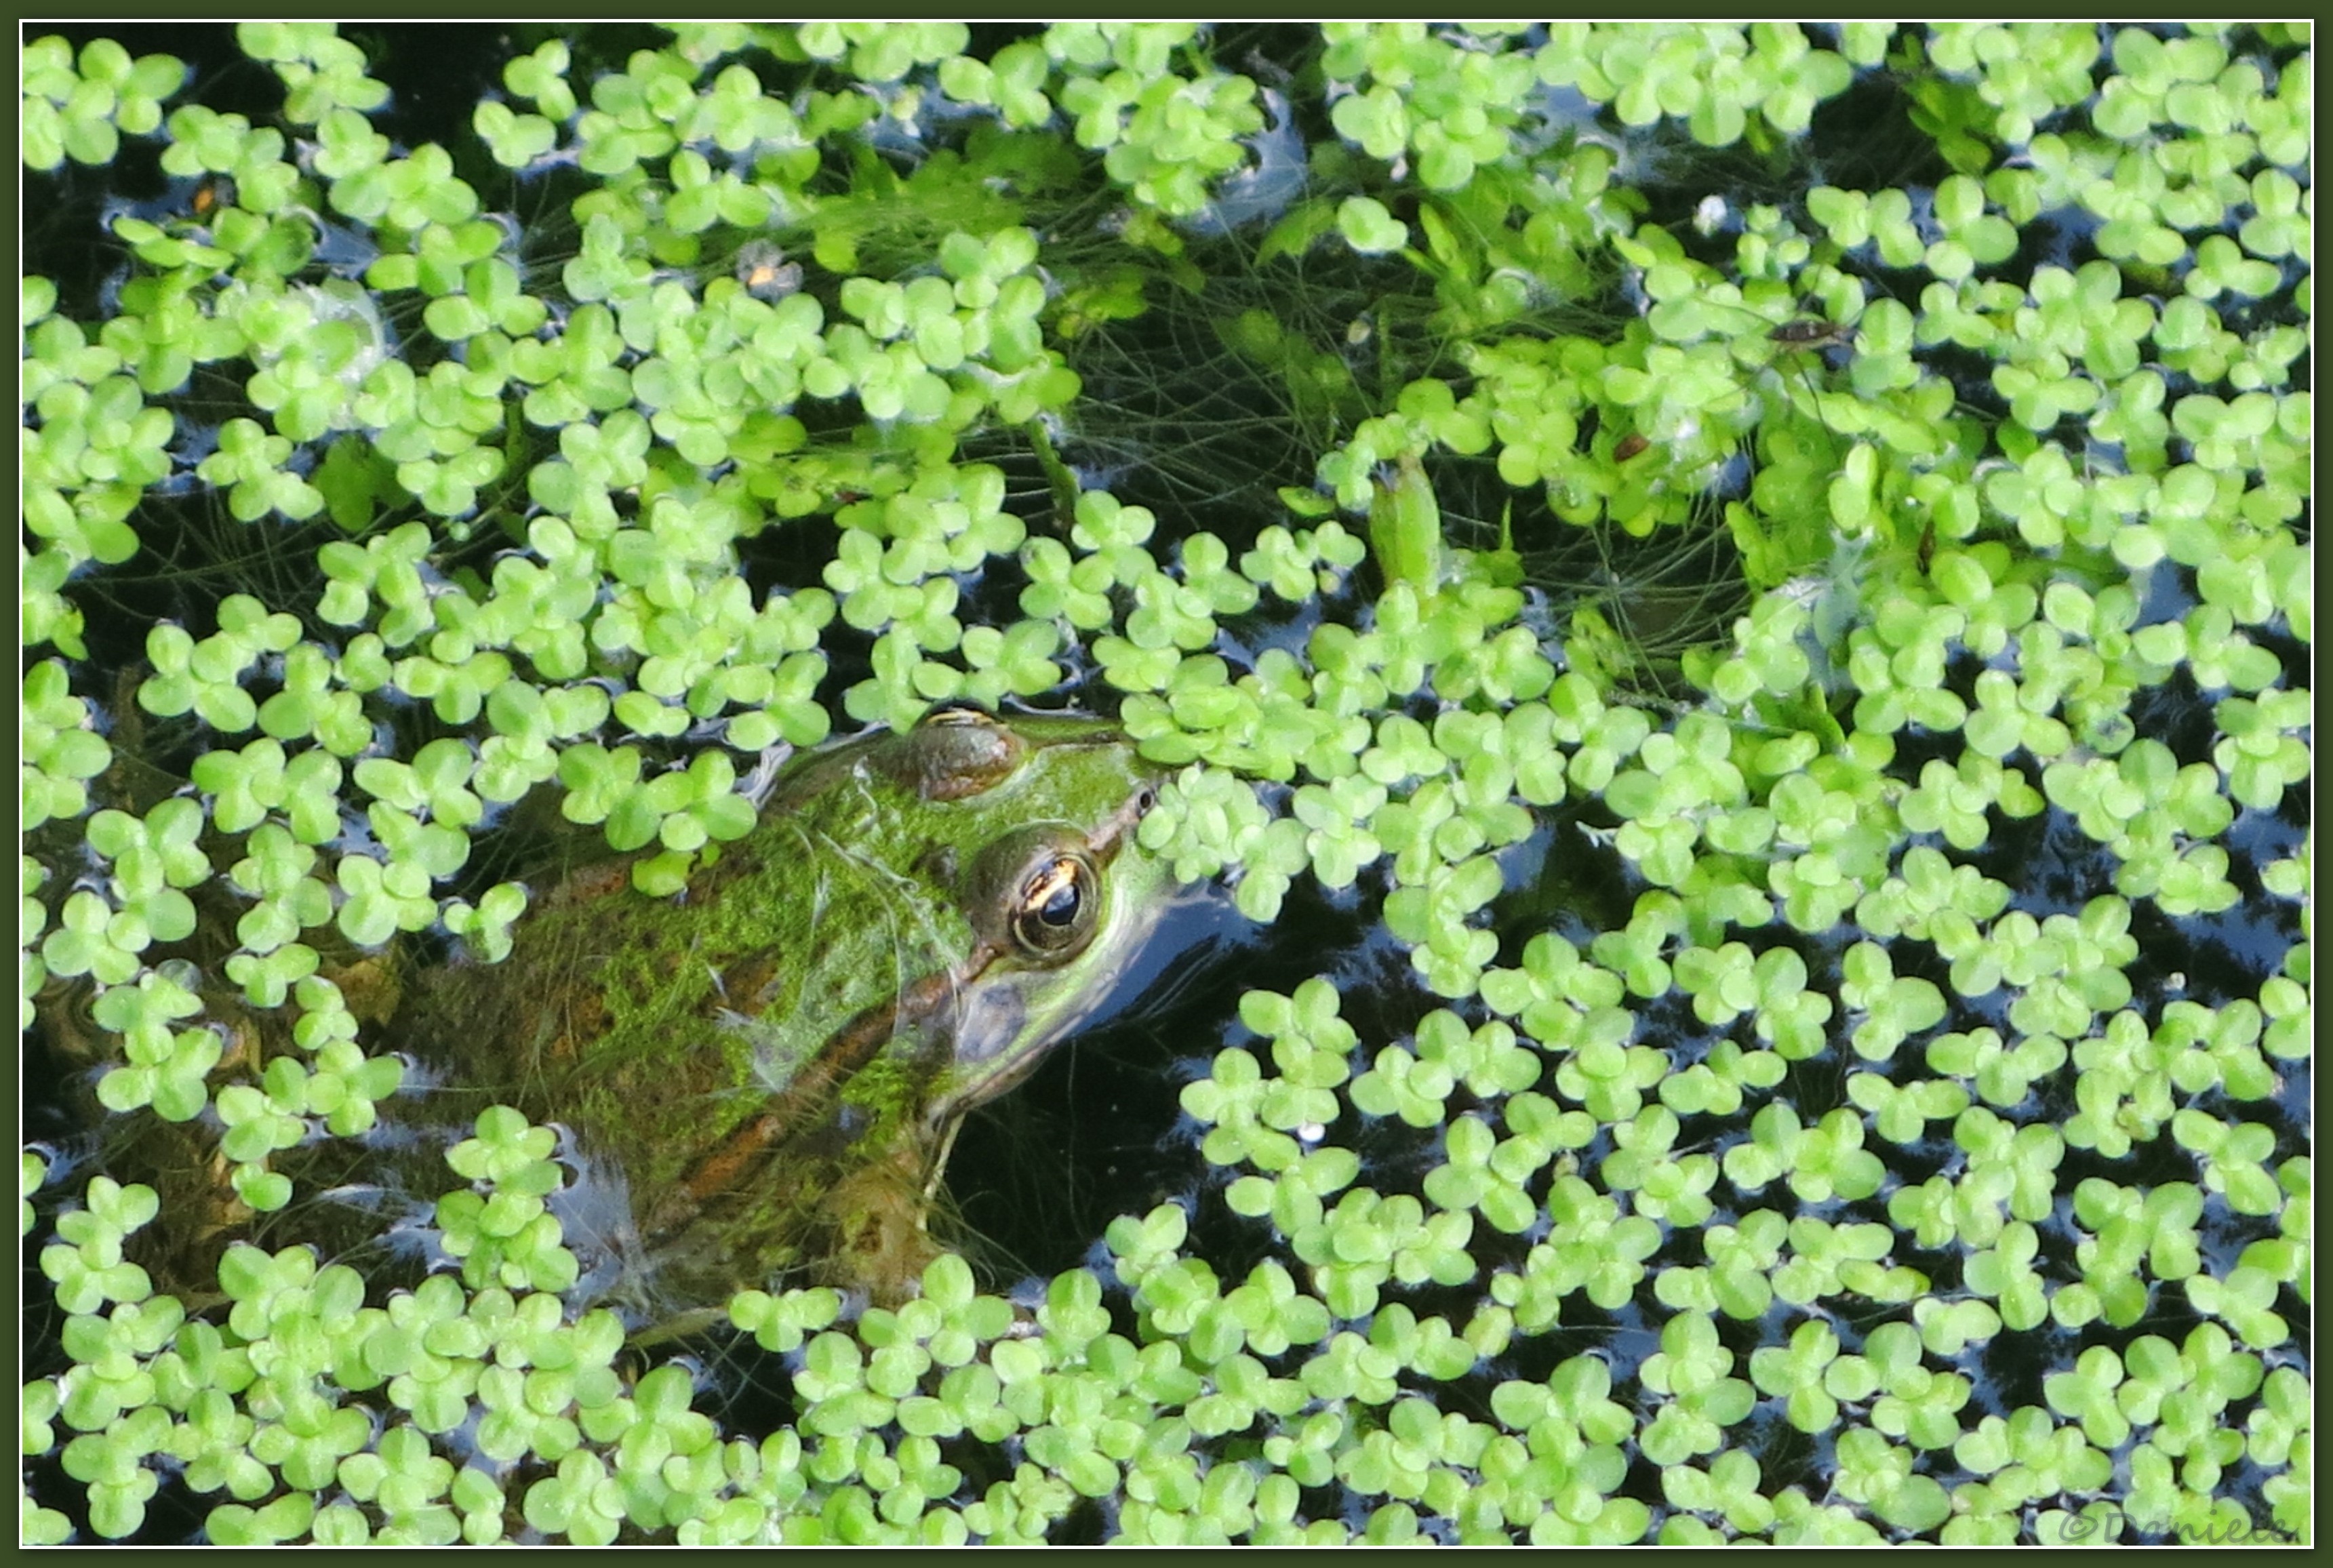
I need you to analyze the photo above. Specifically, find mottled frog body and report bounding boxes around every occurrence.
[393,709,1165,1316]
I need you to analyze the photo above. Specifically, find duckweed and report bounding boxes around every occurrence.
[22,20,2311,1548]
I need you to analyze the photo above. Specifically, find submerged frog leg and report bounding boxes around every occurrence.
[818,1134,951,1306]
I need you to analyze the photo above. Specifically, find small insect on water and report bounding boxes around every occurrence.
[1730,307,1865,449]
[1766,316,1858,354]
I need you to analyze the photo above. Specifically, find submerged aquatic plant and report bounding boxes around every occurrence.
[21,20,2312,1547]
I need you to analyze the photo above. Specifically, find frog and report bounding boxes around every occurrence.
[36,707,1170,1329]
[390,706,1170,1321]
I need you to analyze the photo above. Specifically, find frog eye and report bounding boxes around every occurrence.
[1012,852,1099,957]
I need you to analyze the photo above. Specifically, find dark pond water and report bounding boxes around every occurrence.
[23,22,2310,1546]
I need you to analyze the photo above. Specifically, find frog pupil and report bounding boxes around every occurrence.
[1012,856,1091,953]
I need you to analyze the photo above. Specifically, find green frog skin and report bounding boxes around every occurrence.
[393,707,1168,1319]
